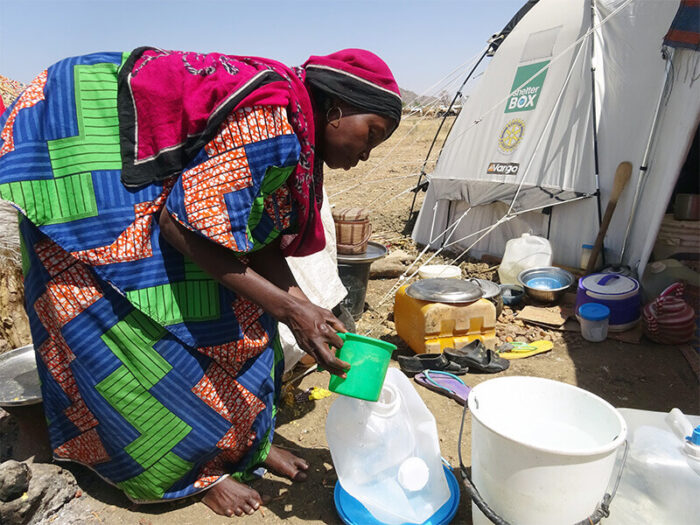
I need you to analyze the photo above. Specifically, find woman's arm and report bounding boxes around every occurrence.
[159,208,350,377]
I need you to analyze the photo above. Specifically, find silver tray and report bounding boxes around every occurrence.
[406,278,482,303]
[336,241,387,264]
[0,344,42,406]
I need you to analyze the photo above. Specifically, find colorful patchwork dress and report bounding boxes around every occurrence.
[0,52,306,501]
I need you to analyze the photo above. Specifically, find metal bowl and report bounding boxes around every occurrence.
[499,284,525,306]
[517,266,575,303]
[0,344,42,406]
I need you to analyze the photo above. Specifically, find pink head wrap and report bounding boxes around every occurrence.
[118,47,400,257]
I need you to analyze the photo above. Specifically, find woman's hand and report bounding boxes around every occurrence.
[281,298,350,378]
[159,210,350,376]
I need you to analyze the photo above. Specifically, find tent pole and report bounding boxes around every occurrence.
[407,48,490,222]
[589,0,605,264]
[618,48,674,263]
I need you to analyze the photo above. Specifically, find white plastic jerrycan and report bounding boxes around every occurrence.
[326,368,450,524]
[607,408,700,525]
[498,232,553,285]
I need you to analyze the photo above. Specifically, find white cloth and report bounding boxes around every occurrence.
[280,189,347,372]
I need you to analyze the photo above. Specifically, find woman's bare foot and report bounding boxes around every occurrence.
[263,445,309,481]
[201,477,267,517]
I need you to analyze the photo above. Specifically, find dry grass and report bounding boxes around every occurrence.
[324,115,455,237]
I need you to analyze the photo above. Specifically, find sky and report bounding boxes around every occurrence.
[0,0,525,95]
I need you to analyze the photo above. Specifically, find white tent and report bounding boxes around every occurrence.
[412,0,700,276]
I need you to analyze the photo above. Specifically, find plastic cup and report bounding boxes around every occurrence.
[578,303,610,342]
[328,333,396,402]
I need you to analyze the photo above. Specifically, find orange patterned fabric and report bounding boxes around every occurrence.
[176,105,297,252]
[33,240,104,435]
[72,178,175,266]
[0,70,47,156]
[54,428,110,465]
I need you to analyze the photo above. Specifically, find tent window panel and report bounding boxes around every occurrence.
[521,26,562,62]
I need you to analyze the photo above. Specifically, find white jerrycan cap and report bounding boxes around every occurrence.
[397,456,430,491]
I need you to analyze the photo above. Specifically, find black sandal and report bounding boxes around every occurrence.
[443,340,509,374]
[397,353,469,376]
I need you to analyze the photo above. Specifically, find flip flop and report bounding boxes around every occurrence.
[414,370,472,406]
[443,340,509,374]
[497,340,554,360]
[397,353,469,377]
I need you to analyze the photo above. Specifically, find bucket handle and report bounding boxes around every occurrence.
[458,395,630,525]
[586,438,630,523]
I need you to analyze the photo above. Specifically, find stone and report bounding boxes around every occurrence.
[0,462,77,525]
[0,408,18,462]
[369,260,407,278]
[368,249,416,278]
[384,249,413,264]
[0,460,31,502]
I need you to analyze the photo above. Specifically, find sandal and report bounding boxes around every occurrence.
[496,340,553,360]
[397,353,469,377]
[443,340,509,374]
[414,370,471,405]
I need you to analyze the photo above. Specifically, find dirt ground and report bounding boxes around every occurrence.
[2,116,699,524]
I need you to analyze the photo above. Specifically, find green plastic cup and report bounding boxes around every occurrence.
[328,332,397,402]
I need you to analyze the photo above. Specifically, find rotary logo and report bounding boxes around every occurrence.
[497,118,525,154]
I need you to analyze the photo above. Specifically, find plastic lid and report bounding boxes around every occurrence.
[580,273,640,298]
[683,425,700,461]
[649,261,667,274]
[685,428,700,460]
[332,207,370,221]
[691,426,700,446]
[398,457,429,492]
[581,244,594,249]
[578,302,610,321]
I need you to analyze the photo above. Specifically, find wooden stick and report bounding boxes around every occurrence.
[586,162,632,274]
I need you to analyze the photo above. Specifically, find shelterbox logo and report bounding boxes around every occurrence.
[505,60,549,113]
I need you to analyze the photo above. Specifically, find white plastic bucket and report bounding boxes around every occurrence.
[418,264,461,279]
[467,376,627,525]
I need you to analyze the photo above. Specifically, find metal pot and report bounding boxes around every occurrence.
[674,193,700,221]
[470,278,503,317]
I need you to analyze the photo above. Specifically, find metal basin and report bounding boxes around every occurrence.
[0,344,42,406]
[517,266,574,303]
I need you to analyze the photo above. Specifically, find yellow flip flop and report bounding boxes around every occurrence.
[498,340,553,360]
